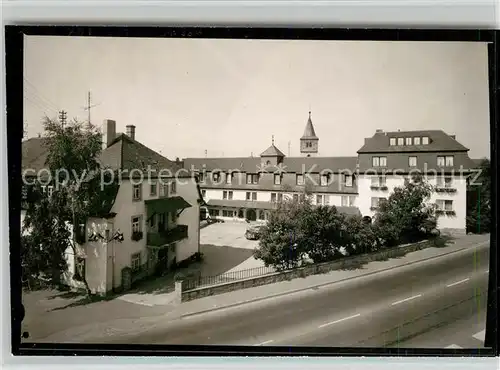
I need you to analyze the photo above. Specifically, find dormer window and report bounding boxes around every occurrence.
[397,138,404,146]
[414,137,421,145]
[422,137,430,145]
[212,172,220,182]
[389,138,396,146]
[225,172,232,184]
[405,137,412,145]
[320,173,331,186]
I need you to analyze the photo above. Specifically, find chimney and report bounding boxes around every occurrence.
[375,129,384,134]
[126,125,136,140]
[103,119,116,149]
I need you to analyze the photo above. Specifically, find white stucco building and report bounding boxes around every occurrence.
[184,113,478,235]
[21,120,202,295]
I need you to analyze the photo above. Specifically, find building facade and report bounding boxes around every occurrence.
[21,120,202,295]
[184,114,477,235]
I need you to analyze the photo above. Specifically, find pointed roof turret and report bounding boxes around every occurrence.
[301,111,318,139]
[260,135,285,157]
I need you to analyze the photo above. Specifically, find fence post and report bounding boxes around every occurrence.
[175,280,183,304]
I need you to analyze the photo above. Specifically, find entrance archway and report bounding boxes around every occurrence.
[246,209,257,221]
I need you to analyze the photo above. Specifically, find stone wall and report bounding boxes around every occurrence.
[179,240,431,302]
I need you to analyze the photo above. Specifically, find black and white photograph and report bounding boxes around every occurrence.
[9,29,495,353]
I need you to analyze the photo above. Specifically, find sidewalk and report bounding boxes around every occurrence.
[35,234,489,343]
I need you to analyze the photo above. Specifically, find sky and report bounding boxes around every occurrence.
[24,36,491,160]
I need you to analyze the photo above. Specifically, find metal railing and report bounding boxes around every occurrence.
[182,265,276,291]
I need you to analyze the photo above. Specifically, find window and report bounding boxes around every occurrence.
[133,184,142,201]
[371,197,386,209]
[271,193,277,202]
[437,176,453,188]
[258,211,266,220]
[223,191,233,200]
[293,194,299,202]
[209,208,220,217]
[341,195,356,207]
[341,195,348,207]
[296,174,304,185]
[274,174,282,185]
[74,256,86,281]
[414,137,421,145]
[222,210,234,217]
[389,138,396,146]
[437,156,445,167]
[150,182,157,196]
[131,253,141,272]
[320,173,330,186]
[47,185,54,198]
[316,195,329,205]
[445,156,454,167]
[278,193,283,202]
[201,189,206,198]
[371,176,386,187]
[409,156,417,167]
[132,216,142,233]
[149,214,156,228]
[199,172,205,183]
[247,173,259,184]
[225,172,232,184]
[372,156,387,167]
[344,174,353,187]
[405,137,412,145]
[212,172,220,182]
[397,138,404,146]
[349,196,356,206]
[160,183,169,197]
[246,191,257,201]
[436,199,453,211]
[422,137,429,145]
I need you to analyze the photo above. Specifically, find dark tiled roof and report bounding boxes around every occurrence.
[183,156,358,174]
[357,130,469,153]
[357,152,477,174]
[22,133,182,178]
[333,206,362,216]
[471,158,489,168]
[22,137,49,172]
[260,144,286,157]
[104,133,182,175]
[301,113,318,139]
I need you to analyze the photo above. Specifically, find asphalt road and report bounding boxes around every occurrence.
[393,301,487,349]
[96,241,490,347]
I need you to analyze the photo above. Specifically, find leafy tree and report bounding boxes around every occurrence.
[300,206,349,263]
[22,116,106,295]
[21,184,70,287]
[467,158,491,234]
[373,176,437,246]
[253,196,311,270]
[343,215,380,255]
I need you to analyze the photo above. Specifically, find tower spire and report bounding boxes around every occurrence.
[272,135,274,145]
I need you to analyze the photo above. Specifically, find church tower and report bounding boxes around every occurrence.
[300,111,319,157]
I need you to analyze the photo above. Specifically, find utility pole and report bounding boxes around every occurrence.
[59,110,67,127]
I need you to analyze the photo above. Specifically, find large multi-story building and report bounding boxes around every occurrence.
[21,120,203,295]
[183,113,478,235]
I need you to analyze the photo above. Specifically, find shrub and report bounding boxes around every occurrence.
[373,178,437,245]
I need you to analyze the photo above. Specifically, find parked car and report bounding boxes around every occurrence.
[245,224,265,240]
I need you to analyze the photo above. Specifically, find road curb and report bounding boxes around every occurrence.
[181,242,488,319]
